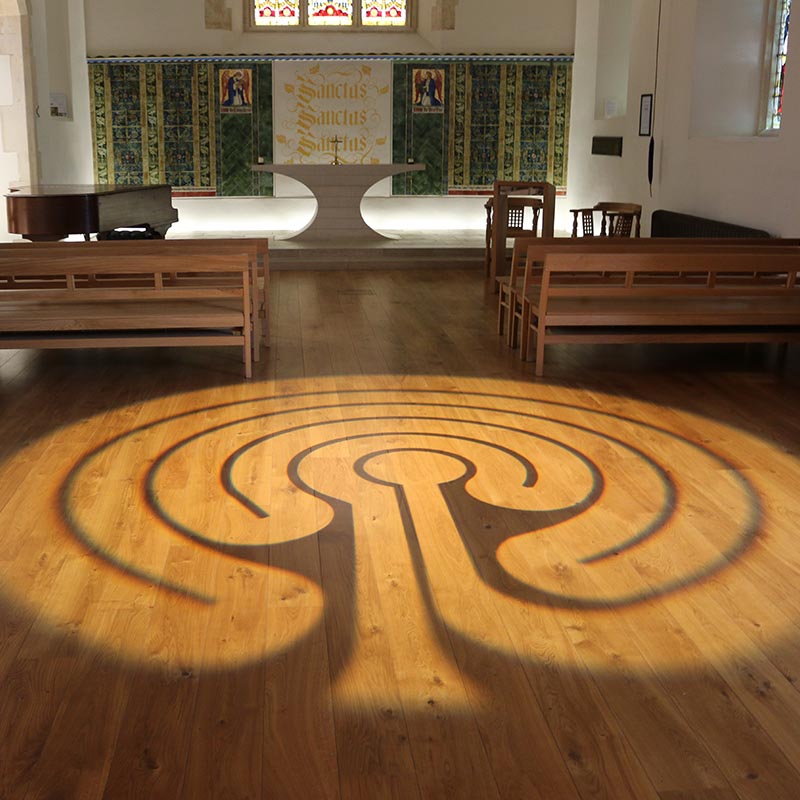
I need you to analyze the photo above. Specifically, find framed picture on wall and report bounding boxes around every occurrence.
[220,68,253,113]
[412,67,445,113]
[639,93,653,136]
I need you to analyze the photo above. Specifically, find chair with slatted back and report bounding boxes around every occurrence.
[488,196,544,282]
[570,202,642,238]
[485,181,553,277]
[495,200,543,322]
[496,232,542,347]
[485,186,541,274]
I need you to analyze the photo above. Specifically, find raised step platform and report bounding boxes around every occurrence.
[269,244,485,271]
[175,229,487,271]
[268,229,486,270]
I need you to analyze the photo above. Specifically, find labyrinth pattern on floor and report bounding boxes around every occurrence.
[1,383,782,683]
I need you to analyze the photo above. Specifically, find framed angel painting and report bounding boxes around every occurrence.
[412,68,444,113]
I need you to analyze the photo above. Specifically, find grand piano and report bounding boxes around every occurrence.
[5,184,179,241]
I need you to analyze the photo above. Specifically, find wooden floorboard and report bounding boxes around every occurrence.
[0,268,799,799]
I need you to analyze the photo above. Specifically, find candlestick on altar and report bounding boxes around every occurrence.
[331,135,343,165]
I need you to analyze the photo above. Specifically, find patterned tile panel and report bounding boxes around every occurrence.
[109,63,145,185]
[219,112,255,196]
[391,58,571,194]
[196,63,215,189]
[254,63,274,196]
[93,61,219,192]
[90,64,109,184]
[161,63,197,189]
[448,62,468,189]
[144,64,161,183]
[90,56,570,197]
[391,63,410,195]
[392,62,450,195]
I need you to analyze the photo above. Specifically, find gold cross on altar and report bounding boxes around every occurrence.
[330,135,343,165]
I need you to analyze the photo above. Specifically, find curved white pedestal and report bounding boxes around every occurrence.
[252,163,426,242]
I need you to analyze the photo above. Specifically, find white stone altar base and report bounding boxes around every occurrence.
[252,163,426,242]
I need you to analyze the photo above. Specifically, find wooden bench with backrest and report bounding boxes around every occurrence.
[522,248,800,376]
[0,237,270,360]
[498,236,800,357]
[0,248,254,378]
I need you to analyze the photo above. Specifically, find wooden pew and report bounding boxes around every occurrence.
[499,237,800,358]
[0,249,254,378]
[495,235,800,292]
[522,248,800,376]
[0,237,270,360]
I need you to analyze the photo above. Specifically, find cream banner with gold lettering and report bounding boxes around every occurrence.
[273,60,393,196]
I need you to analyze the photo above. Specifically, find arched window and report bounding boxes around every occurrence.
[249,0,411,29]
[767,0,791,129]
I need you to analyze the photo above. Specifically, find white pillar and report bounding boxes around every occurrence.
[0,0,39,240]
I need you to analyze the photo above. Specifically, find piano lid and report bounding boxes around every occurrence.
[6,184,178,240]
[6,184,173,198]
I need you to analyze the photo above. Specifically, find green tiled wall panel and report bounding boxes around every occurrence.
[91,57,570,197]
[219,112,255,196]
[255,63,274,196]
[391,62,448,195]
[392,63,410,195]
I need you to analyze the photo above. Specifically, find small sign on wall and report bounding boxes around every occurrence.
[49,92,69,119]
[639,93,653,136]
[591,136,623,156]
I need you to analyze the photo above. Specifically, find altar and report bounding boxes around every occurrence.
[252,163,426,242]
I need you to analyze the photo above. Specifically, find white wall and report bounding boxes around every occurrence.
[594,0,632,119]
[568,0,800,238]
[566,0,654,230]
[30,0,94,184]
[655,0,800,235]
[690,0,770,137]
[82,0,577,57]
[0,1,38,241]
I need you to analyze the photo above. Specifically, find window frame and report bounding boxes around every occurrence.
[761,0,791,132]
[244,0,416,32]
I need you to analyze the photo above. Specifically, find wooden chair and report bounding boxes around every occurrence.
[486,180,556,282]
[570,202,642,238]
[484,187,544,275]
[496,235,539,346]
[493,201,544,345]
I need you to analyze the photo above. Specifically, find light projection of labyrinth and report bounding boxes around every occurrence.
[1,385,792,702]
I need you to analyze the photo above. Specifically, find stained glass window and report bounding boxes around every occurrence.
[361,0,407,26]
[253,0,300,26]
[768,0,791,130]
[250,0,411,28]
[308,0,353,26]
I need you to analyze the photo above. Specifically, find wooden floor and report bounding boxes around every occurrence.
[1,268,800,799]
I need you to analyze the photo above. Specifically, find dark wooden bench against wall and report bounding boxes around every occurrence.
[650,210,771,239]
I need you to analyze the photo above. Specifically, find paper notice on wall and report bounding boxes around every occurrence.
[49,92,69,118]
[273,60,392,195]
